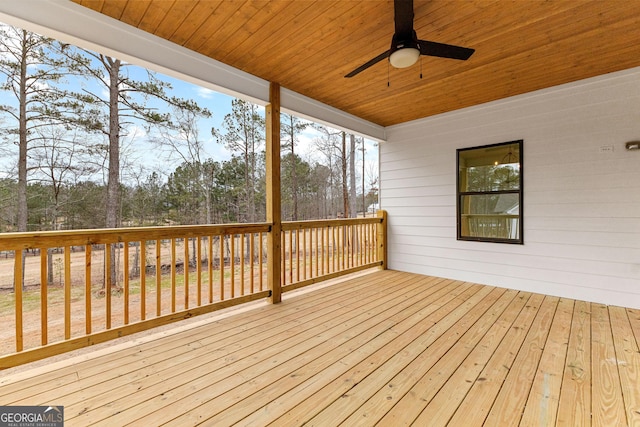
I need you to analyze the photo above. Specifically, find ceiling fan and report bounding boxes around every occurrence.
[345,0,475,78]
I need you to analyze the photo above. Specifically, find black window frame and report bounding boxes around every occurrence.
[456,140,524,244]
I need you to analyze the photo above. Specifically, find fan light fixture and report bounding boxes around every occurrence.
[344,0,475,79]
[389,47,420,68]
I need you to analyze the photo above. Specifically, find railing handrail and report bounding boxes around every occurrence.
[0,218,381,249]
[0,223,272,250]
[282,216,382,230]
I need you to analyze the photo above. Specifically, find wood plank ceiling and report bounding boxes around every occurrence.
[72,0,640,127]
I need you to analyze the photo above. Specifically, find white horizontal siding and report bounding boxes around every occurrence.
[381,67,640,308]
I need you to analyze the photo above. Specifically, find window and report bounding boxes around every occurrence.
[457,140,523,244]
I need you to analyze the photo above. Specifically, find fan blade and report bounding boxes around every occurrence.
[394,0,414,39]
[418,40,475,60]
[344,50,390,78]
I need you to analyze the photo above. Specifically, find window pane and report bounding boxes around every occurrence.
[460,194,520,240]
[459,142,520,192]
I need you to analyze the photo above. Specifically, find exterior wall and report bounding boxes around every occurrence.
[381,67,640,309]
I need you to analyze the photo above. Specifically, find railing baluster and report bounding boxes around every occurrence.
[156,239,162,316]
[219,235,224,301]
[342,225,346,270]
[184,237,189,309]
[326,226,330,274]
[171,238,177,312]
[14,251,23,352]
[314,227,317,276]
[323,227,327,275]
[281,231,285,286]
[363,223,367,264]
[362,223,366,265]
[240,234,245,296]
[333,226,338,273]
[105,244,112,330]
[229,234,236,298]
[208,236,213,303]
[64,246,71,340]
[353,225,356,267]
[359,224,364,266]
[197,236,202,306]
[371,223,375,263]
[295,229,300,283]
[302,228,307,281]
[336,225,340,273]
[288,229,293,285]
[122,243,128,326]
[366,223,371,263]
[86,245,93,333]
[352,225,356,267]
[356,224,360,266]
[140,242,146,321]
[40,249,47,346]
[343,225,347,269]
[259,232,264,292]
[348,225,351,268]
[250,233,255,294]
[337,225,341,272]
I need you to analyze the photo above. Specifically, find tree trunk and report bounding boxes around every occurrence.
[341,132,348,217]
[105,57,121,230]
[105,57,121,287]
[17,30,28,233]
[289,116,299,221]
[16,30,29,291]
[349,134,357,218]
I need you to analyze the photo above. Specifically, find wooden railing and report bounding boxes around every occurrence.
[281,216,384,293]
[0,213,385,368]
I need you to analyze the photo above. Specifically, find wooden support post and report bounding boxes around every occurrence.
[266,82,282,303]
[376,210,387,270]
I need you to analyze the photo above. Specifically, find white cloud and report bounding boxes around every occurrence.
[196,87,215,99]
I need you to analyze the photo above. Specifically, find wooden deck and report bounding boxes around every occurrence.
[1,270,639,426]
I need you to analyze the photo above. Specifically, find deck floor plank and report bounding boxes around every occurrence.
[448,292,545,427]
[556,300,592,426]
[360,288,514,427]
[609,306,640,426]
[482,295,560,426]
[408,291,531,427]
[591,303,627,426]
[628,308,640,346]
[0,271,637,427]
[519,297,574,426]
